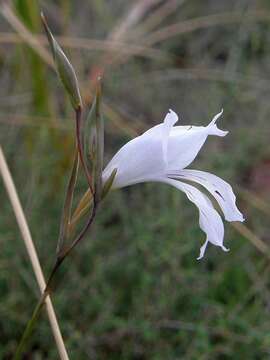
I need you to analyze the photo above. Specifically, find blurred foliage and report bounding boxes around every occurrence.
[14,0,50,114]
[1,0,270,359]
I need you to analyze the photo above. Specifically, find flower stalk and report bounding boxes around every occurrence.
[14,295,47,360]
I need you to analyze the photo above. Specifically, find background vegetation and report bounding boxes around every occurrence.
[1,0,270,358]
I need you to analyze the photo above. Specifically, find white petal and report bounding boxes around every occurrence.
[162,109,178,163]
[210,108,223,125]
[159,177,229,259]
[197,240,209,260]
[168,169,244,222]
[167,110,228,170]
[103,110,178,189]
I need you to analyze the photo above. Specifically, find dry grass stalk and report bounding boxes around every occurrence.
[0,145,69,360]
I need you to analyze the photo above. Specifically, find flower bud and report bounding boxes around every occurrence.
[41,12,82,110]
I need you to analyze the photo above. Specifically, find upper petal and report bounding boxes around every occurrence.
[142,109,178,165]
[162,109,178,164]
[167,110,228,170]
[103,110,178,189]
[168,169,244,222]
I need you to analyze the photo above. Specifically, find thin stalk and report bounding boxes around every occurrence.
[0,146,69,360]
[14,294,46,360]
[14,200,98,359]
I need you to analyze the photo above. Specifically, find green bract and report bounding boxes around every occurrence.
[41,13,82,110]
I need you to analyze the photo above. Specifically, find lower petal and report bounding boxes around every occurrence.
[157,177,228,259]
[168,169,244,222]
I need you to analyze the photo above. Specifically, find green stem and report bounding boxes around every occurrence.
[13,257,61,360]
[14,292,47,360]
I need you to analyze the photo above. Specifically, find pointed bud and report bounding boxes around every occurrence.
[41,12,82,110]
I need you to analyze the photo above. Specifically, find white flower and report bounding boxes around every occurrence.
[102,109,244,260]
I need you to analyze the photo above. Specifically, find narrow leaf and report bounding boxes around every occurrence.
[94,78,104,201]
[57,150,79,254]
[83,79,104,201]
[83,96,97,172]
[68,189,93,235]
[102,168,117,199]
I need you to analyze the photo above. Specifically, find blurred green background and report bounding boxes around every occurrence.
[1,0,270,358]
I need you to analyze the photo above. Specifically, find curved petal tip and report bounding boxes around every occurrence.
[221,245,230,252]
[197,241,230,260]
[165,109,178,126]
[208,109,228,137]
[211,109,223,124]
[197,241,208,260]
[232,214,245,222]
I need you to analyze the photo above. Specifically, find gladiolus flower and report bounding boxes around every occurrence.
[102,109,244,259]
